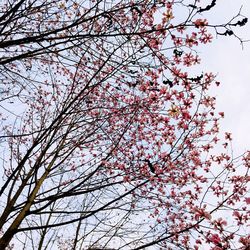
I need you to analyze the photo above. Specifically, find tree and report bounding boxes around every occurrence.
[0,0,249,249]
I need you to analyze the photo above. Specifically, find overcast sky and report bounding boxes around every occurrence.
[199,0,250,156]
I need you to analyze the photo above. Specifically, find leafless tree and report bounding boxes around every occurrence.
[0,1,249,249]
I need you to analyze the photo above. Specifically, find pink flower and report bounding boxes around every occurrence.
[209,234,221,245]
[218,112,224,118]
[194,19,208,28]
[225,132,232,141]
[239,235,250,246]
[245,197,250,205]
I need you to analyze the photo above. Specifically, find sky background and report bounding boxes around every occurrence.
[199,0,250,156]
[0,2,249,249]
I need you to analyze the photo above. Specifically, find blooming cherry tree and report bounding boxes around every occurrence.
[0,0,249,249]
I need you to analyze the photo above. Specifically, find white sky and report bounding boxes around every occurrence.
[199,0,250,156]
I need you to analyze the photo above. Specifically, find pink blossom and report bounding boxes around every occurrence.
[209,234,221,245]
[245,197,250,205]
